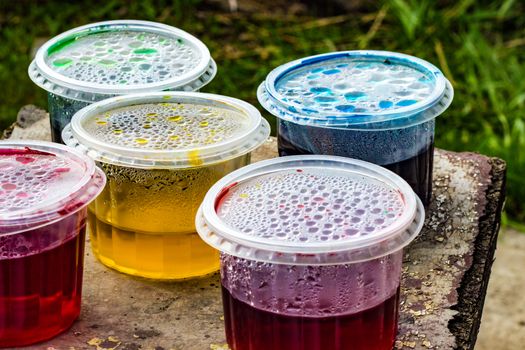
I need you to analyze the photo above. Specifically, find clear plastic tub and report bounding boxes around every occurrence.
[29,20,217,143]
[196,155,425,350]
[63,92,270,280]
[0,141,105,347]
[258,51,454,206]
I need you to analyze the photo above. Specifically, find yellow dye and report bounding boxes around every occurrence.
[188,149,203,167]
[88,155,250,279]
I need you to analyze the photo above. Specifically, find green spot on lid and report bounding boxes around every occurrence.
[133,48,158,55]
[52,58,73,67]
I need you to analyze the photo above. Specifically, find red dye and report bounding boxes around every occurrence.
[222,285,399,350]
[0,214,86,347]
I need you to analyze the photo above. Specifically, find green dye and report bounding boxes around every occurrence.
[133,48,158,55]
[52,58,73,67]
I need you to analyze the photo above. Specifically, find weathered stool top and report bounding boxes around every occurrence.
[3,106,506,350]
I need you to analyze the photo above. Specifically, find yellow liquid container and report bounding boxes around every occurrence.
[88,158,248,279]
[63,92,270,279]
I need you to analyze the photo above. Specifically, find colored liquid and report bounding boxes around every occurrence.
[222,285,399,350]
[0,212,86,347]
[89,156,249,279]
[383,143,434,207]
[219,252,403,350]
[88,210,219,279]
[48,93,89,144]
[277,120,435,207]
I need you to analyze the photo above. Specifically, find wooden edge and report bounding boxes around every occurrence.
[448,157,507,349]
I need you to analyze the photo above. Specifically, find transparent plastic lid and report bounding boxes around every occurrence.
[197,155,424,265]
[258,51,453,129]
[29,20,216,102]
[0,141,105,235]
[63,92,271,168]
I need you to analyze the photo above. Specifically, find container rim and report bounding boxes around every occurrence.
[29,20,213,98]
[0,140,106,236]
[196,155,425,265]
[258,50,454,129]
[63,91,271,169]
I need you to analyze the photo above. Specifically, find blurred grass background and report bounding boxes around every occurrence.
[0,0,524,224]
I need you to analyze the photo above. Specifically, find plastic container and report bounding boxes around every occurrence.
[0,140,105,347]
[258,51,454,207]
[63,92,270,280]
[196,155,425,350]
[29,20,217,143]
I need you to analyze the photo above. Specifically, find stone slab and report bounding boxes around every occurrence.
[3,110,506,350]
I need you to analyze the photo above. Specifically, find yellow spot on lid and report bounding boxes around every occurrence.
[168,115,183,122]
[239,193,249,198]
[146,112,158,117]
[143,124,152,129]
[113,129,123,135]
[200,121,209,127]
[162,95,171,100]
[96,120,107,125]
[135,138,148,145]
[188,149,203,167]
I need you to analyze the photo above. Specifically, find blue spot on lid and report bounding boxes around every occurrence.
[335,105,355,112]
[396,99,417,106]
[310,87,332,94]
[322,69,341,75]
[314,96,338,103]
[336,63,349,68]
[307,74,320,80]
[344,91,367,101]
[379,100,394,109]
[288,106,298,113]
[303,108,319,114]
[311,67,324,73]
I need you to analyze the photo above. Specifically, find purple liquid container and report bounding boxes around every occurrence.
[258,51,453,206]
[196,155,425,350]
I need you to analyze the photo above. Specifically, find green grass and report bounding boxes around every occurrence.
[0,0,524,222]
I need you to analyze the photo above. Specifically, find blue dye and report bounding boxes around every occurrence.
[303,108,319,114]
[310,87,332,94]
[396,99,417,107]
[311,67,324,73]
[379,100,394,109]
[344,91,367,101]
[322,69,341,75]
[314,96,338,103]
[335,105,355,112]
[336,63,349,68]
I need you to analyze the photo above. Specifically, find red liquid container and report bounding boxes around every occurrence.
[0,141,105,347]
[197,156,425,350]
